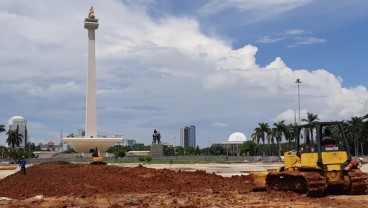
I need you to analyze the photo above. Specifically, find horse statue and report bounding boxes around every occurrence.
[152,129,161,144]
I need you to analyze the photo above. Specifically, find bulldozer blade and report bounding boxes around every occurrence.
[250,172,268,191]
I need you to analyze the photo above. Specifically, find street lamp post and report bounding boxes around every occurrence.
[295,79,302,124]
[173,136,176,155]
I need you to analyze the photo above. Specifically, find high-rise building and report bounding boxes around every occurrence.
[180,125,196,148]
[123,138,136,146]
[8,116,28,148]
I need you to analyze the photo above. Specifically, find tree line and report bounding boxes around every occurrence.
[250,112,368,156]
[160,112,368,157]
[1,112,368,158]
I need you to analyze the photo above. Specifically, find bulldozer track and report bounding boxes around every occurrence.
[348,169,368,195]
[303,172,327,197]
[266,171,327,197]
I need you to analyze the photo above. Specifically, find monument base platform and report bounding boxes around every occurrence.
[62,137,122,153]
[150,144,163,157]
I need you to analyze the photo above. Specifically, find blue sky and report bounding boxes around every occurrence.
[0,0,368,147]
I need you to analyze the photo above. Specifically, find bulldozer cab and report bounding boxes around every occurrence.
[292,122,351,171]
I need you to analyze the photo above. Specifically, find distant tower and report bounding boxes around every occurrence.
[180,125,196,148]
[8,116,28,148]
[84,6,99,138]
[62,6,122,153]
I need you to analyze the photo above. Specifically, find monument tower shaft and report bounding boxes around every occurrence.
[84,7,99,138]
[61,7,123,153]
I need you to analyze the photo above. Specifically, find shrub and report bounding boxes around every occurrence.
[138,156,145,162]
[114,149,126,158]
[138,155,152,162]
[145,156,152,162]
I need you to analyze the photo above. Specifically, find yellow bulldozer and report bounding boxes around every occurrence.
[251,121,367,196]
[91,147,107,165]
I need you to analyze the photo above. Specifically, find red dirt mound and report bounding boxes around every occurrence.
[1,162,367,207]
[0,162,252,199]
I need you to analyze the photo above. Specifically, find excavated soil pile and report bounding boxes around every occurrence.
[0,161,251,199]
[0,161,368,208]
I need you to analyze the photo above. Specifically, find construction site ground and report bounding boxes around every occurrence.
[0,161,368,207]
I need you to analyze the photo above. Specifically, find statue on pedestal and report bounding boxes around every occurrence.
[152,129,161,144]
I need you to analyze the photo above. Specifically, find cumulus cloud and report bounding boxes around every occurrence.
[0,0,367,147]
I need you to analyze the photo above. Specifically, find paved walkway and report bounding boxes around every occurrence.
[0,167,19,180]
[116,162,283,177]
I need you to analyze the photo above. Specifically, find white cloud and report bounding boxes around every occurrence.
[203,73,240,90]
[272,109,296,124]
[257,29,322,47]
[200,0,313,21]
[285,29,306,35]
[288,36,326,47]
[212,122,228,127]
[27,82,82,98]
[257,36,284,43]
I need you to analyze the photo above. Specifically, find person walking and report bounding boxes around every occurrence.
[19,156,26,175]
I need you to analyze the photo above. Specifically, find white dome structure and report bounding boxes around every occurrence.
[7,116,28,148]
[8,116,26,125]
[228,132,247,143]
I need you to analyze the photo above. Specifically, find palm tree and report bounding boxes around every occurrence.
[6,125,23,150]
[251,128,262,155]
[252,123,271,156]
[286,123,298,143]
[283,123,299,151]
[301,112,319,144]
[272,120,289,156]
[361,114,368,154]
[0,124,5,134]
[0,124,6,158]
[258,122,271,144]
[346,116,364,156]
[251,128,262,144]
[301,112,319,124]
[258,122,271,156]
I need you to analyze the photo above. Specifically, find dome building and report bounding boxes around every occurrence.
[211,132,247,156]
[228,132,247,143]
[8,116,28,148]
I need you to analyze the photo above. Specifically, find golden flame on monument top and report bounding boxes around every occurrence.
[88,6,95,19]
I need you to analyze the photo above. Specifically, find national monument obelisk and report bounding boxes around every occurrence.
[84,6,98,138]
[62,7,122,153]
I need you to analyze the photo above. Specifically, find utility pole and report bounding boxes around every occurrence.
[295,79,302,124]
[173,136,176,155]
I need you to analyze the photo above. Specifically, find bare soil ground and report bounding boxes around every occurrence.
[0,161,367,207]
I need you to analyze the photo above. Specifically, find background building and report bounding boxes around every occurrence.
[180,125,196,148]
[8,116,28,148]
[38,141,63,152]
[122,138,136,146]
[211,132,247,156]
